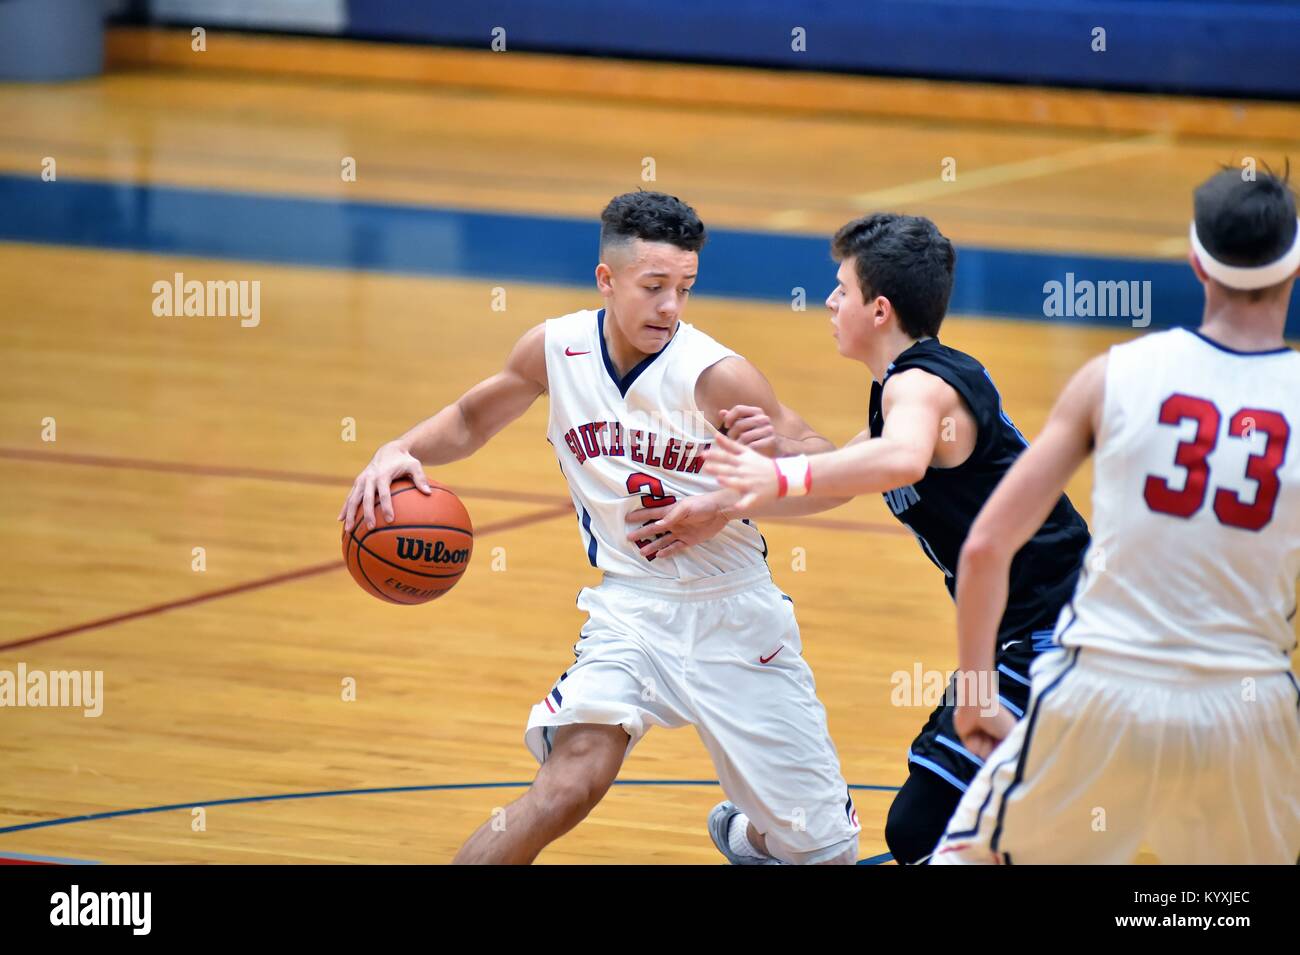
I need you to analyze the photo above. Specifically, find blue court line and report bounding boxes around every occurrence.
[0,780,901,835]
[0,780,900,864]
[2,174,1294,334]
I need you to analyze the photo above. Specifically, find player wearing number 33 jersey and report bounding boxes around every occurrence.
[933,166,1300,865]
[1061,326,1299,672]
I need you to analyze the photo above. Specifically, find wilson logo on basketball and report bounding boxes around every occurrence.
[395,536,470,565]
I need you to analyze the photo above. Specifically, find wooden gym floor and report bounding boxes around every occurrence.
[0,31,1296,864]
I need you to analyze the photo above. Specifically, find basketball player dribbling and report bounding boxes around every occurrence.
[339,191,862,865]
[929,166,1300,864]
[641,213,1092,864]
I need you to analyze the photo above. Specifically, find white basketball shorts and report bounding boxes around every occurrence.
[525,562,860,863]
[932,646,1300,864]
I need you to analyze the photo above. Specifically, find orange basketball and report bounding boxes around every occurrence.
[342,478,473,604]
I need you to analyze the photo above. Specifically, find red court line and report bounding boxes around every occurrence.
[0,504,575,652]
[0,447,567,507]
[0,446,909,536]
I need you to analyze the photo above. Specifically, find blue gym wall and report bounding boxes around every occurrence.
[114,0,1300,99]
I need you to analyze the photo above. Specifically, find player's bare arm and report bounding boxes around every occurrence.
[704,366,968,511]
[952,353,1106,758]
[696,355,834,457]
[339,323,548,532]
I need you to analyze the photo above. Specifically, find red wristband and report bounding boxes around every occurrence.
[773,458,788,498]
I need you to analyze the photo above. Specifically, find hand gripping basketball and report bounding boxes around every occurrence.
[339,441,433,533]
[339,443,474,604]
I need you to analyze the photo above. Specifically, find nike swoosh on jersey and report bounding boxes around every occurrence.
[1000,639,1022,651]
[759,646,785,664]
[564,347,591,356]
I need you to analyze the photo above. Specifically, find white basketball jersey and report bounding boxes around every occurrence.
[1062,327,1300,673]
[543,307,768,580]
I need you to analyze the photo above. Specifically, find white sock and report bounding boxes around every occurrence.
[728,812,767,859]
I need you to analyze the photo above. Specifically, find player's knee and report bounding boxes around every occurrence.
[773,834,859,866]
[532,757,616,828]
[885,770,963,865]
[532,725,624,825]
[534,774,606,828]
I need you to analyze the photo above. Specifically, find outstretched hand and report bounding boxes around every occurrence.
[702,432,780,511]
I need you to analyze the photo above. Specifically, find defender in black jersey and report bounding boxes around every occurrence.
[864,339,1089,860]
[695,214,1091,864]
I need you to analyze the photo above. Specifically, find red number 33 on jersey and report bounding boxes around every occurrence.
[1143,393,1290,531]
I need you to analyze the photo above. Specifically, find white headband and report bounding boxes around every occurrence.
[1189,218,1300,290]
